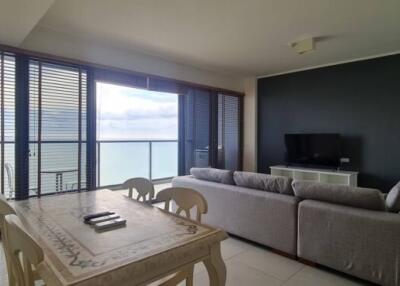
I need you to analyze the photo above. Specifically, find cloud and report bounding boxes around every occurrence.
[96,82,178,140]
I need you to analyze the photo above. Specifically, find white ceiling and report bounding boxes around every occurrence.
[5,0,400,76]
[0,0,54,46]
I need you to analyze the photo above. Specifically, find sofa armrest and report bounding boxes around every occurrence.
[298,200,400,286]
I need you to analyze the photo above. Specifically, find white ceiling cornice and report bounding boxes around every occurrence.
[257,50,400,79]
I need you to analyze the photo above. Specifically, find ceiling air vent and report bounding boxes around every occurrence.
[289,37,315,54]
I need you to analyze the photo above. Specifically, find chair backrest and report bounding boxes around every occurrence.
[4,214,44,286]
[5,163,14,197]
[121,177,154,203]
[0,192,15,233]
[0,194,16,286]
[156,187,208,222]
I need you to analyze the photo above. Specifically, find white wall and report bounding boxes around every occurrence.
[20,26,244,92]
[243,77,257,172]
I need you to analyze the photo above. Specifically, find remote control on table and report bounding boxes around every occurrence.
[88,214,120,225]
[83,211,115,223]
[94,218,127,231]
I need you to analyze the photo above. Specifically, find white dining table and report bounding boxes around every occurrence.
[11,189,227,286]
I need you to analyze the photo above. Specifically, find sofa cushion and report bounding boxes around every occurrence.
[234,171,293,195]
[292,181,386,211]
[190,167,235,185]
[386,181,400,212]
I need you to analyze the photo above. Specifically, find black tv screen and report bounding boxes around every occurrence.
[285,134,341,168]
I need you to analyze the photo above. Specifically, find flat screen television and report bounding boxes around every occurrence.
[284,133,341,169]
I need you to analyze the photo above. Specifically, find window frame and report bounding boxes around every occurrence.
[0,45,243,200]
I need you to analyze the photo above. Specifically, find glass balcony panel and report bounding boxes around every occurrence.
[99,142,150,186]
[151,141,178,180]
[40,143,78,195]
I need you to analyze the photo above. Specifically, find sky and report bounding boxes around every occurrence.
[96,82,178,140]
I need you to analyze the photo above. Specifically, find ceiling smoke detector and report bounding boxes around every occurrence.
[290,37,315,54]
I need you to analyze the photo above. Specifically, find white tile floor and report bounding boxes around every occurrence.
[0,183,373,285]
[0,236,373,286]
[189,237,372,286]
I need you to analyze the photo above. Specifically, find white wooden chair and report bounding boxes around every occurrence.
[0,193,15,234]
[0,193,17,286]
[3,214,45,286]
[5,163,15,199]
[121,177,155,203]
[156,187,208,222]
[156,187,208,286]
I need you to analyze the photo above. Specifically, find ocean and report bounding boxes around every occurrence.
[2,141,178,198]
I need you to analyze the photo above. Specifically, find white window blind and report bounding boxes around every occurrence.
[29,60,87,196]
[0,52,15,198]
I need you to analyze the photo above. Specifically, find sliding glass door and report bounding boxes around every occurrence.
[217,93,242,170]
[29,60,87,196]
[0,47,243,199]
[181,88,212,174]
[0,52,15,199]
[95,81,178,187]
[180,88,242,174]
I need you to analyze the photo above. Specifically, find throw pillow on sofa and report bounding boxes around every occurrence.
[386,181,400,212]
[233,171,294,195]
[190,167,235,185]
[292,180,386,211]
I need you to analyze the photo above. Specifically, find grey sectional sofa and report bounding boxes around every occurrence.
[172,175,299,255]
[294,181,400,286]
[172,168,400,286]
[298,200,400,286]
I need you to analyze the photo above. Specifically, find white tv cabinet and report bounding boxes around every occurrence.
[270,165,358,187]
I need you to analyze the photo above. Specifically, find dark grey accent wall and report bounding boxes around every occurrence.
[257,54,400,191]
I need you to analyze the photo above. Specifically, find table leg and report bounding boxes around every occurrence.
[203,243,226,286]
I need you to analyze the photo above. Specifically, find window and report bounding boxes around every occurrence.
[217,94,241,170]
[182,88,211,174]
[29,60,87,196]
[0,47,243,199]
[181,90,242,173]
[0,52,15,198]
[96,82,178,186]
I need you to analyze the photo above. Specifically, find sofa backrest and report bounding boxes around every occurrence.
[292,180,386,211]
[233,171,294,195]
[190,167,235,185]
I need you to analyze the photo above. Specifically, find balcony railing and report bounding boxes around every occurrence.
[1,140,178,199]
[96,140,178,187]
